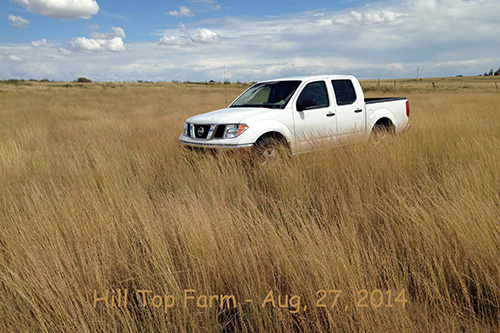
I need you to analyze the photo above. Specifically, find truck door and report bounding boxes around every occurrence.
[292,80,337,152]
[331,79,365,137]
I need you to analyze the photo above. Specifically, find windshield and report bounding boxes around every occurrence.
[230,80,301,109]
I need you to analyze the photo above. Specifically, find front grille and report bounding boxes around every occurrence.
[214,125,225,139]
[187,124,223,140]
[193,125,211,139]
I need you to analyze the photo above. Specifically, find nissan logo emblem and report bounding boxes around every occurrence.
[197,127,205,136]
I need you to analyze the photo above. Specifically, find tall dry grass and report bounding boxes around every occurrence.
[0,78,499,331]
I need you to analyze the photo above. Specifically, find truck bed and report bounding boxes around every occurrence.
[365,97,407,104]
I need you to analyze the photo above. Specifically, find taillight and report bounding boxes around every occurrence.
[406,100,410,118]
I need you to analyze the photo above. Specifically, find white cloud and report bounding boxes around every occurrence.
[58,47,72,56]
[8,55,23,62]
[159,35,192,46]
[160,24,219,46]
[70,37,125,52]
[188,27,219,44]
[168,6,193,17]
[105,38,126,52]
[10,0,99,20]
[90,27,126,39]
[70,27,127,52]
[31,38,48,47]
[70,37,101,51]
[333,10,398,25]
[8,14,30,28]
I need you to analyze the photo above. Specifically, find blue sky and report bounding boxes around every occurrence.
[1,0,499,82]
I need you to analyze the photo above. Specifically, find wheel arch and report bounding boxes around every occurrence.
[371,117,395,132]
[255,131,291,150]
[368,108,397,133]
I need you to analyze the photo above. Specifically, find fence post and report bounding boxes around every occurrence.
[496,82,499,93]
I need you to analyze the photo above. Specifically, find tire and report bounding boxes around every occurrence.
[370,123,394,141]
[253,136,287,166]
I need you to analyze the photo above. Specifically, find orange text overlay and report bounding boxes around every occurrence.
[93,289,408,314]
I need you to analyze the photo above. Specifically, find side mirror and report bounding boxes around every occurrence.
[297,99,317,111]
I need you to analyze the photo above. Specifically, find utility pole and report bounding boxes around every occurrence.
[223,67,228,106]
[417,66,419,80]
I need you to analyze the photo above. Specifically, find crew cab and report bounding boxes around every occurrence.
[179,75,410,163]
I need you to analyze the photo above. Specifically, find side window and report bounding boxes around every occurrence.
[296,81,329,110]
[331,80,357,106]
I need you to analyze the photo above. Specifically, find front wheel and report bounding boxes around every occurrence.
[253,136,288,166]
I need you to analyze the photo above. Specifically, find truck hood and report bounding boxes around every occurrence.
[187,107,278,124]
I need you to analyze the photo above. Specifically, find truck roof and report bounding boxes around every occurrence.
[259,74,356,83]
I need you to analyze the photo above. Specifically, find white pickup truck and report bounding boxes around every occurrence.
[179,75,409,163]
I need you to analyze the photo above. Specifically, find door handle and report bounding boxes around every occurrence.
[326,113,335,117]
[354,108,363,113]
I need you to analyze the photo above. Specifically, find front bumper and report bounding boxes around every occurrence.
[179,138,254,150]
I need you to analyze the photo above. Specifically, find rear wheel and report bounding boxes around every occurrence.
[370,123,394,141]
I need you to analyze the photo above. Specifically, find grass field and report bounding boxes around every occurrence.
[1,76,499,331]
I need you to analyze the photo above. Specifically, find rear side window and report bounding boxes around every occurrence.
[331,80,357,105]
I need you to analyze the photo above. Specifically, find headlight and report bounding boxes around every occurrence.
[224,124,248,138]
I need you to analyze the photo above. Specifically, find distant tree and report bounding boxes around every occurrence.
[495,67,500,76]
[488,69,494,76]
[75,77,92,83]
